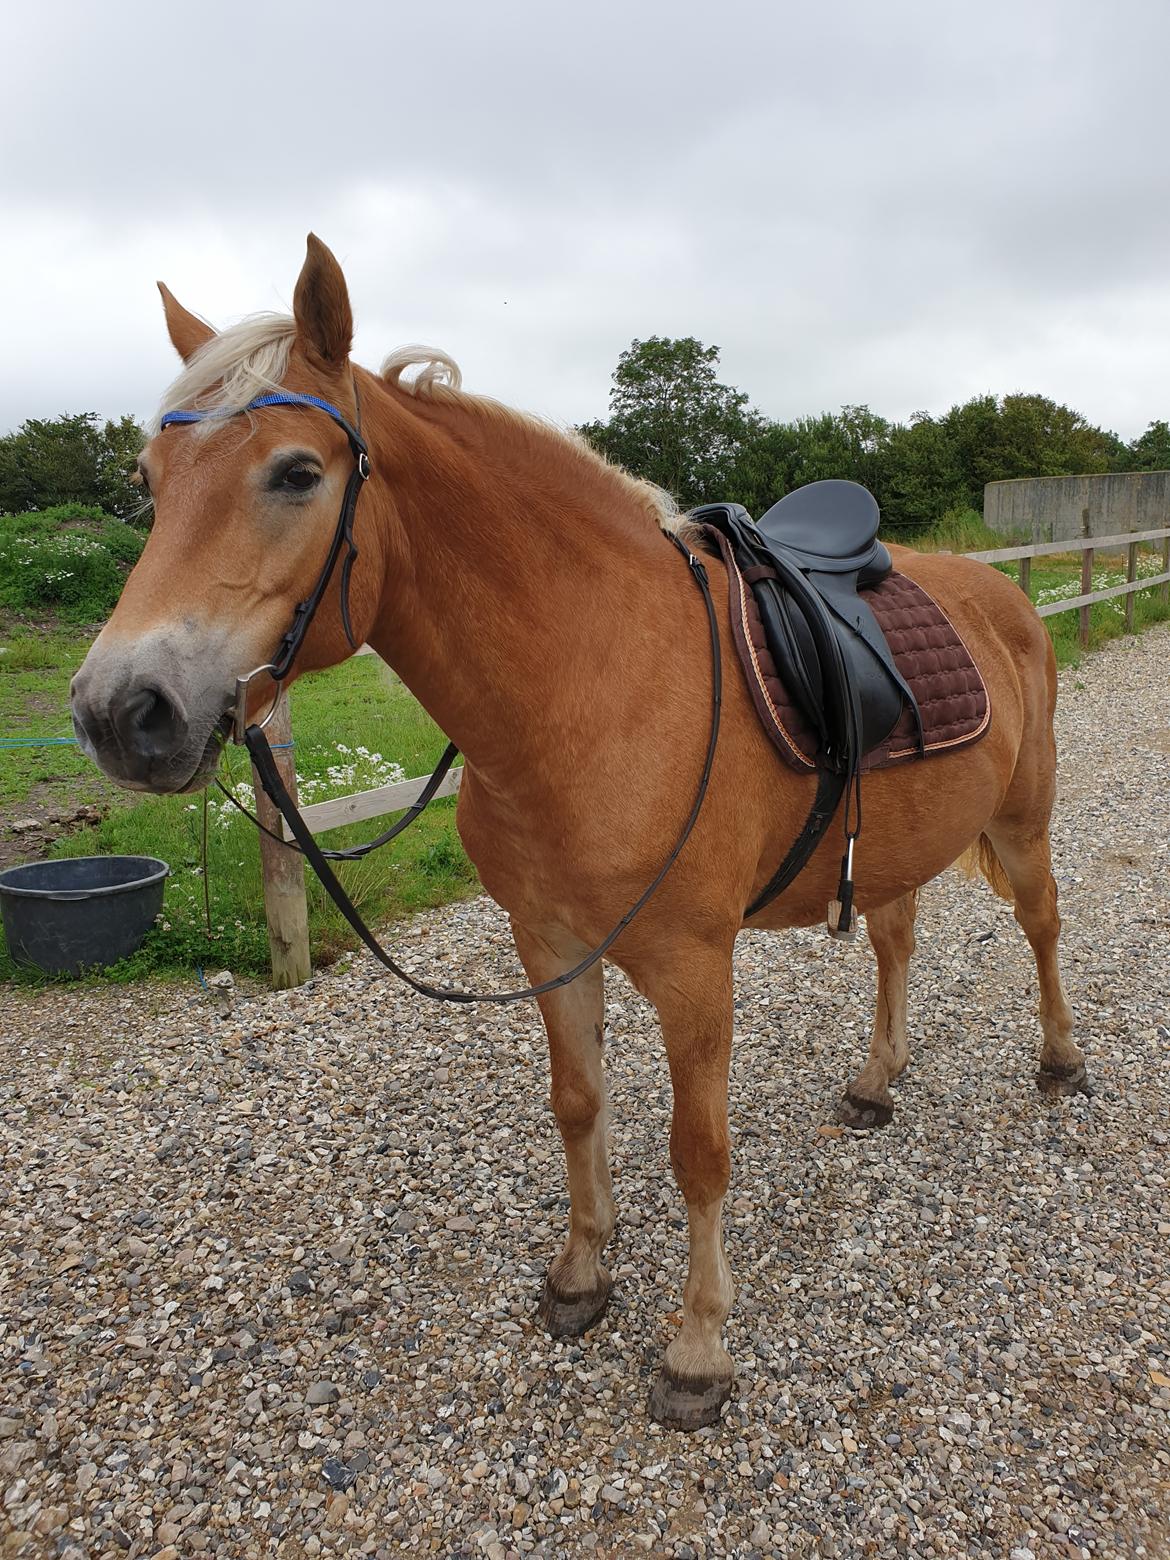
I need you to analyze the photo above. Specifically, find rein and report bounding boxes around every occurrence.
[161,389,723,1003]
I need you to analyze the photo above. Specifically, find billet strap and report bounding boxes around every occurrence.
[243,537,724,1005]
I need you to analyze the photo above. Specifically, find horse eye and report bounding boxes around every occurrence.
[279,464,320,493]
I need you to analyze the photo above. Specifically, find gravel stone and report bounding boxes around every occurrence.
[1,626,1168,1557]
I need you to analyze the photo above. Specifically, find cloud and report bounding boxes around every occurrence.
[2,0,1168,441]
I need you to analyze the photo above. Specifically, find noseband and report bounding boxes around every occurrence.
[157,389,724,1004]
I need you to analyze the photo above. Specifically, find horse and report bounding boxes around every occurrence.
[71,235,1087,1429]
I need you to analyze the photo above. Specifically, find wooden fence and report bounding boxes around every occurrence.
[255,526,1170,986]
[962,524,1170,647]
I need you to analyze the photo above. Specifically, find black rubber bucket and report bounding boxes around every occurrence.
[0,855,169,976]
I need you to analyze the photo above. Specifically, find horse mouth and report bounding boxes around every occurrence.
[174,712,234,794]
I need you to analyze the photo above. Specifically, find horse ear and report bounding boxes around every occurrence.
[157,282,215,362]
[293,234,353,368]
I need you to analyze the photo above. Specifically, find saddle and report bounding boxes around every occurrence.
[692,481,988,930]
[694,482,922,774]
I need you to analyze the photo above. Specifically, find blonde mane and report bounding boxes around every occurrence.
[149,322,682,536]
[148,313,297,435]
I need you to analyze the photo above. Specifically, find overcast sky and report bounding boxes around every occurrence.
[3,0,1168,442]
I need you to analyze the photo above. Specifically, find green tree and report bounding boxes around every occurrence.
[0,412,146,521]
[1124,419,1170,471]
[95,414,149,520]
[726,405,893,519]
[940,393,1124,508]
[580,337,759,506]
[880,414,966,532]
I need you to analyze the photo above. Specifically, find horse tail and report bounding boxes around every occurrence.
[957,833,1015,902]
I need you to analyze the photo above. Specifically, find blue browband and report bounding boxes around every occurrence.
[160,391,367,460]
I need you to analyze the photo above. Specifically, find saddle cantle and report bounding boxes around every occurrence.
[691,481,990,928]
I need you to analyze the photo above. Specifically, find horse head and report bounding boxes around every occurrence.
[71,235,385,793]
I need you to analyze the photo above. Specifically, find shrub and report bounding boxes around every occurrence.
[0,504,144,623]
[910,505,1023,554]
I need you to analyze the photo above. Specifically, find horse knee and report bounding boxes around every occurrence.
[550,1079,602,1137]
[669,1130,730,1207]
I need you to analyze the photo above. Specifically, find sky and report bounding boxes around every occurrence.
[2,0,1169,442]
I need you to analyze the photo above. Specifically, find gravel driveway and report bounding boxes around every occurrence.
[2,626,1168,1560]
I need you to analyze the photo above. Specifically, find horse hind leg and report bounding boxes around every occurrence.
[837,890,917,1130]
[512,922,615,1337]
[642,944,737,1431]
[976,825,1088,1097]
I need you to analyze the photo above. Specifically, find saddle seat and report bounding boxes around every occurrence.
[756,478,891,582]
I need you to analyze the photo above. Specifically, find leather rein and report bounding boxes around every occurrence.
[160,389,726,1004]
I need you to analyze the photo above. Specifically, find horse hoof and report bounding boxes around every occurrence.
[836,1090,894,1130]
[648,1368,732,1430]
[1036,1064,1091,1099]
[537,1275,610,1338]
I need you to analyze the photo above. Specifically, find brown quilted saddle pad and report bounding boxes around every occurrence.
[719,541,991,773]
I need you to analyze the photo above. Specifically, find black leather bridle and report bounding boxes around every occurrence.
[161,388,724,1003]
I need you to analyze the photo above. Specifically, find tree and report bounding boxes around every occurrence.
[874,416,960,532]
[95,415,149,520]
[0,412,146,521]
[1124,419,1170,471]
[939,393,1124,509]
[580,337,759,507]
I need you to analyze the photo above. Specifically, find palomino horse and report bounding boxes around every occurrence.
[72,236,1086,1429]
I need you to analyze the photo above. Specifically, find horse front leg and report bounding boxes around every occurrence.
[511,920,614,1336]
[643,947,736,1430]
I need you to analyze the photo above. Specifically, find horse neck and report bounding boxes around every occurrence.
[356,375,673,773]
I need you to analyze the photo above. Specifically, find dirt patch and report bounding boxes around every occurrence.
[0,797,107,870]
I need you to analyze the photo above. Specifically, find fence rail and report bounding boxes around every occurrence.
[256,526,1170,984]
[960,524,1170,643]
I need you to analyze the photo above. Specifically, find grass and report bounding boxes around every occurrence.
[991,547,1170,667]
[0,505,144,623]
[904,506,1014,555]
[906,507,1170,666]
[0,635,477,985]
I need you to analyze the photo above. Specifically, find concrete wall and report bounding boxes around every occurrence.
[983,470,1170,544]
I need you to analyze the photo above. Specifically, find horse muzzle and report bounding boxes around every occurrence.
[70,640,234,793]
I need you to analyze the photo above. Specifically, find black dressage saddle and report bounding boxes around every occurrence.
[693,480,922,774]
[693,480,924,928]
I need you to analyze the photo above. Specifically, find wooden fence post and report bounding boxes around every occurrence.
[1163,534,1170,608]
[1078,506,1092,649]
[1079,544,1094,650]
[1124,542,1138,633]
[251,691,311,989]
[1019,555,1032,598]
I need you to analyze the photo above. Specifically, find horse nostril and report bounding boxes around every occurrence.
[114,684,186,757]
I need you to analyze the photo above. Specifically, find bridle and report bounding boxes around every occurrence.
[163,390,373,743]
[159,387,724,1004]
